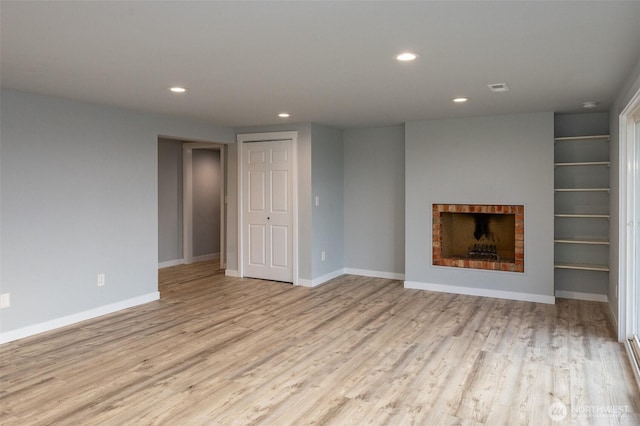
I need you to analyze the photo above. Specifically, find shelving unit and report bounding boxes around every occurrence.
[554,188,609,192]
[554,134,610,293]
[554,262,609,272]
[554,238,609,245]
[554,213,609,218]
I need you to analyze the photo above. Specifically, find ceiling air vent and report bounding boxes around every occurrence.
[487,83,510,93]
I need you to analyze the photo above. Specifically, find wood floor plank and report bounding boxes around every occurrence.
[1,259,638,424]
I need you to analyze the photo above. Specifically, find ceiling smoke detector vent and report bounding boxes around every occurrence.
[487,83,510,93]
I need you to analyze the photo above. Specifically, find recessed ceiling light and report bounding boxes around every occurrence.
[169,87,187,93]
[278,113,290,118]
[395,52,419,62]
[452,97,469,103]
[582,101,598,109]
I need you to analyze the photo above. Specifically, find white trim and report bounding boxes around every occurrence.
[183,146,193,264]
[297,268,345,288]
[237,132,299,284]
[618,88,640,342]
[343,268,405,281]
[182,142,226,270]
[404,281,555,304]
[0,292,160,344]
[158,259,184,269]
[192,253,220,263]
[609,300,619,335]
[225,269,240,277]
[554,290,608,302]
[624,339,640,389]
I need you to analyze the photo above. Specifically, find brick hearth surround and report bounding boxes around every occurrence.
[432,204,524,272]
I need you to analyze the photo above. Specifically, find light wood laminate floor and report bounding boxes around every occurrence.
[1,260,639,425]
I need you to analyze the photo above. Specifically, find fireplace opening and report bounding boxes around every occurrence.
[433,204,524,272]
[440,213,515,261]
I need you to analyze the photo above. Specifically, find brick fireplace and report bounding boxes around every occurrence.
[432,204,524,272]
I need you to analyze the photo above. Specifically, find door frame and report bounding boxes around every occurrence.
[237,131,298,284]
[618,89,640,341]
[618,87,640,394]
[183,142,226,269]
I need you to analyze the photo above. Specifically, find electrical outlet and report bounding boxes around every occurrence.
[315,196,320,206]
[97,273,106,287]
[0,293,10,309]
[321,251,326,261]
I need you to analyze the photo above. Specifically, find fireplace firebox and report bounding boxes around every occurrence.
[432,204,524,272]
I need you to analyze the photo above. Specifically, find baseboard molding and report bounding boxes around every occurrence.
[296,278,313,287]
[158,259,184,269]
[160,254,220,269]
[608,300,620,341]
[404,281,556,304]
[343,268,405,281]
[227,267,404,286]
[192,253,220,263]
[297,268,345,287]
[554,290,608,303]
[0,292,160,345]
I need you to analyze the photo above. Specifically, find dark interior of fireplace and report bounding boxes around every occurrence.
[440,212,516,262]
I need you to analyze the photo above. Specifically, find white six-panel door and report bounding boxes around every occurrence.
[242,140,293,282]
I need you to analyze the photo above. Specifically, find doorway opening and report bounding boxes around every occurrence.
[157,138,226,271]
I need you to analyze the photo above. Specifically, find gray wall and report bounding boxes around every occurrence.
[0,89,234,333]
[311,124,344,278]
[192,149,221,257]
[157,138,183,263]
[608,55,640,325]
[343,126,405,275]
[554,112,610,138]
[405,112,554,297]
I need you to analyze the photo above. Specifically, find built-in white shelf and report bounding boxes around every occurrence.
[554,213,610,219]
[554,135,610,142]
[554,263,609,272]
[554,131,610,294]
[554,238,609,245]
[555,188,609,193]
[554,161,610,167]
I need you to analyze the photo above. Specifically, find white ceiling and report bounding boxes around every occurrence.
[2,1,640,129]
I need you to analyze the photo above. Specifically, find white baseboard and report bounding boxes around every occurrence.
[0,292,160,345]
[404,281,556,304]
[158,259,184,269]
[192,253,220,263]
[609,300,621,341]
[343,268,405,281]
[160,254,220,269]
[297,268,345,288]
[554,290,608,303]
[296,278,311,286]
[228,267,404,286]
[225,269,240,277]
